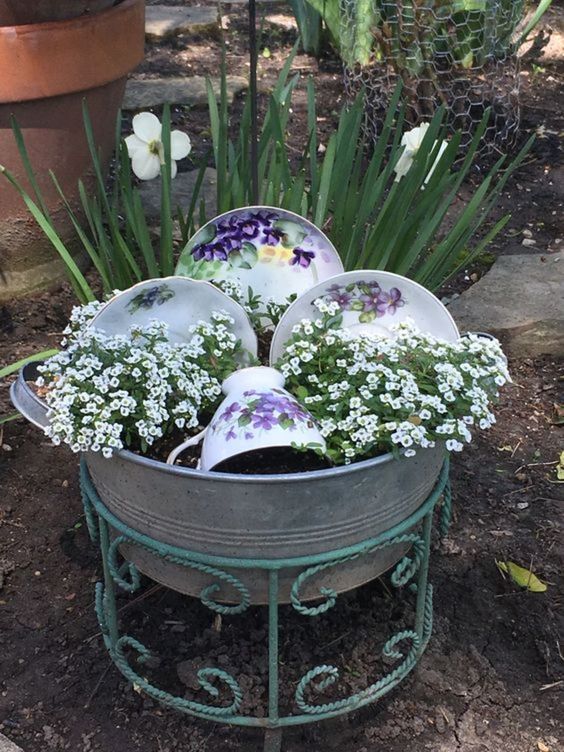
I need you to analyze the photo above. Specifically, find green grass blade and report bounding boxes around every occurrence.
[0,413,20,425]
[182,151,211,239]
[442,214,511,287]
[131,190,160,277]
[83,101,143,284]
[218,46,229,212]
[111,108,124,209]
[272,40,299,99]
[49,170,112,291]
[207,76,221,169]
[9,116,52,220]
[82,101,115,219]
[516,0,552,49]
[117,140,159,278]
[77,180,117,285]
[314,134,337,227]
[0,166,94,302]
[306,77,318,200]
[0,349,60,379]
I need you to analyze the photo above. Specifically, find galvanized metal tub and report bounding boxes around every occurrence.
[12,363,445,604]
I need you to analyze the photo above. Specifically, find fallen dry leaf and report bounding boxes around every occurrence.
[496,560,548,592]
[556,451,564,481]
[551,403,564,426]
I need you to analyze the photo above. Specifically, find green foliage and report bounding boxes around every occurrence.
[303,0,553,68]
[205,44,305,215]
[288,0,322,55]
[2,44,533,303]
[0,413,19,426]
[182,56,533,291]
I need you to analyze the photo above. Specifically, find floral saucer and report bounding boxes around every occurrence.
[175,206,344,313]
[269,270,460,363]
[89,277,258,358]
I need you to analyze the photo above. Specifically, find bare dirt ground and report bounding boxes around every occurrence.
[0,2,563,751]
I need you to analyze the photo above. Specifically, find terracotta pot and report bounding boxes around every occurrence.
[0,0,145,301]
[0,1,115,25]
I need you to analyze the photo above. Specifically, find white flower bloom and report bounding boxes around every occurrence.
[394,123,448,184]
[125,112,191,181]
[274,318,508,465]
[38,304,241,458]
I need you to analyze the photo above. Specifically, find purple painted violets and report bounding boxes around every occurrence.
[126,283,175,313]
[220,402,240,421]
[218,215,261,241]
[261,225,285,245]
[291,248,315,268]
[191,241,231,262]
[255,210,278,223]
[213,389,313,441]
[252,413,277,430]
[321,280,405,319]
[190,210,316,269]
[327,284,353,310]
[376,287,403,315]
[360,288,381,313]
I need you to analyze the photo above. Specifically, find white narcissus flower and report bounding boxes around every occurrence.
[393,122,448,184]
[125,112,191,181]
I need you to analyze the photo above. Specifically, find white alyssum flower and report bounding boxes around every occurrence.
[394,123,448,184]
[38,305,242,458]
[275,318,510,465]
[125,112,191,181]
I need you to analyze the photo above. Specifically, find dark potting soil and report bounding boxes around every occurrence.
[148,436,331,474]
[0,4,563,752]
[212,446,332,474]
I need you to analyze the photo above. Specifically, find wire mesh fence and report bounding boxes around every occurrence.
[340,0,523,153]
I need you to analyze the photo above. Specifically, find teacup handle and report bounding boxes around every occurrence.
[166,427,208,466]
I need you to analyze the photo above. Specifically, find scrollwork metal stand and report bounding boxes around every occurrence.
[80,459,451,751]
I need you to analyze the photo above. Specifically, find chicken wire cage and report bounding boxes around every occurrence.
[341,0,524,153]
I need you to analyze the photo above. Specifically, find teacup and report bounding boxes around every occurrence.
[167,366,327,472]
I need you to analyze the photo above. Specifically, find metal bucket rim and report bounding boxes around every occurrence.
[107,444,410,484]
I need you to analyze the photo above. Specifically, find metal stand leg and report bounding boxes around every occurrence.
[440,477,453,538]
[268,570,280,723]
[97,516,119,650]
[414,510,433,654]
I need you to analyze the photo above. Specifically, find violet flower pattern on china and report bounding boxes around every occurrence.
[212,388,314,442]
[126,284,175,313]
[322,280,406,324]
[190,210,317,270]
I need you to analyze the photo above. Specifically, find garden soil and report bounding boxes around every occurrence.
[1,2,563,751]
